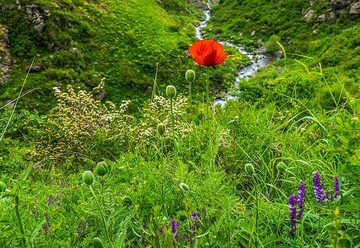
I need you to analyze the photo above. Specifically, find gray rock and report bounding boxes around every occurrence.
[350,2,360,18]
[317,14,327,22]
[26,5,51,32]
[331,0,351,10]
[304,9,315,21]
[187,0,209,10]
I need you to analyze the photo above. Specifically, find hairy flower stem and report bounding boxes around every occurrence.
[14,194,26,246]
[151,62,159,101]
[170,98,174,135]
[90,186,112,247]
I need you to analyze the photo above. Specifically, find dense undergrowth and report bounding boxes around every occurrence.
[0,0,359,247]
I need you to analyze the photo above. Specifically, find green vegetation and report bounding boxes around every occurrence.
[0,0,359,247]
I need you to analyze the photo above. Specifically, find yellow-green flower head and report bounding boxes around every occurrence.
[276,162,287,171]
[244,163,255,176]
[185,70,196,83]
[166,85,177,99]
[82,171,94,185]
[95,162,107,177]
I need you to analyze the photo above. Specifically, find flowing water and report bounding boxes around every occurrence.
[194,1,269,107]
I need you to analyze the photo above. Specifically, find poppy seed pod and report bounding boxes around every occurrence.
[166,85,177,99]
[0,181,6,192]
[244,163,255,176]
[276,162,287,171]
[179,182,190,191]
[82,171,94,185]
[185,70,196,83]
[92,237,104,248]
[157,123,166,136]
[95,162,107,177]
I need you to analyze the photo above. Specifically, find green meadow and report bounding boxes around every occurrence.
[0,0,359,247]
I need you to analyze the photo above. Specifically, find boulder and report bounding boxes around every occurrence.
[349,2,360,18]
[304,9,315,21]
[25,4,51,32]
[331,0,351,10]
[187,0,209,10]
[317,14,327,22]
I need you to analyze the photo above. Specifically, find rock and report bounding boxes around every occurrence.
[317,14,327,22]
[29,64,44,73]
[0,25,11,84]
[304,9,315,21]
[25,5,51,32]
[331,0,351,10]
[187,0,209,10]
[350,2,360,18]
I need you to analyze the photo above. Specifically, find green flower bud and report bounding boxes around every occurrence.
[179,182,190,191]
[82,171,94,185]
[92,237,104,248]
[185,70,196,83]
[244,163,255,176]
[157,123,166,136]
[0,181,6,192]
[95,162,107,177]
[276,162,287,171]
[166,85,177,99]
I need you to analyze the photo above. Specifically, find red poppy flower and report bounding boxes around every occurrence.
[189,39,227,66]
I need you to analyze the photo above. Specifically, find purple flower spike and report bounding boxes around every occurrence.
[191,212,197,220]
[288,195,297,235]
[170,219,180,235]
[313,171,323,203]
[334,176,340,199]
[297,181,306,218]
[158,227,163,235]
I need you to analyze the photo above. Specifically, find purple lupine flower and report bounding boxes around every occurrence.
[334,176,340,199]
[185,234,190,241]
[324,191,331,201]
[297,181,306,218]
[191,212,197,220]
[158,227,163,235]
[170,219,180,235]
[313,171,323,203]
[288,195,297,235]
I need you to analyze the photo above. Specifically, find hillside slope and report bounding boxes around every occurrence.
[0,0,200,110]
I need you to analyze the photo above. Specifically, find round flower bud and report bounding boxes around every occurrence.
[166,85,177,99]
[244,163,255,176]
[185,70,196,83]
[179,182,190,191]
[92,237,104,248]
[0,181,6,192]
[276,162,287,171]
[95,162,107,177]
[82,171,94,185]
[157,123,166,136]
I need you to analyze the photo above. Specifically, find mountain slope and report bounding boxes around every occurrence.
[0,0,200,110]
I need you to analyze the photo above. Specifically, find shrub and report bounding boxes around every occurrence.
[34,80,134,164]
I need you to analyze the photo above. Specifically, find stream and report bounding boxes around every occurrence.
[195,0,269,107]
